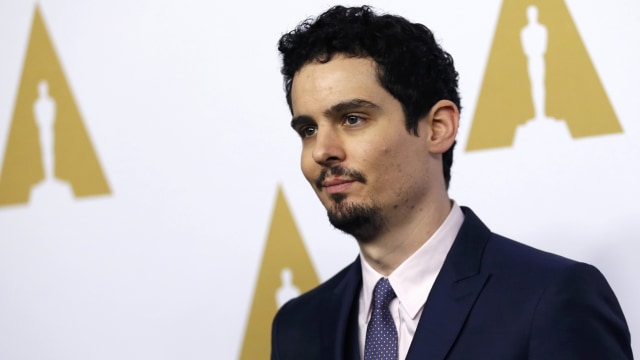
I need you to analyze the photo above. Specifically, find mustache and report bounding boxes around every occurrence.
[314,165,367,190]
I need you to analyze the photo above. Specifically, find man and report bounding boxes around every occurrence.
[271,5,632,360]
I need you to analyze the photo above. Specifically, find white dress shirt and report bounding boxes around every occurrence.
[358,202,464,360]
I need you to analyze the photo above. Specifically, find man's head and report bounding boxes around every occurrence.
[279,6,460,241]
[278,5,460,188]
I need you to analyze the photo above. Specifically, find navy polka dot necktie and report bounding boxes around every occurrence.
[364,278,398,360]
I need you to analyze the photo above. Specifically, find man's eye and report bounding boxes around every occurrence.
[300,126,318,138]
[344,115,363,126]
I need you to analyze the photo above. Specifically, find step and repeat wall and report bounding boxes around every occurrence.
[1,0,638,358]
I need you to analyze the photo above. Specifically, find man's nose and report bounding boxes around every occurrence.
[311,128,345,166]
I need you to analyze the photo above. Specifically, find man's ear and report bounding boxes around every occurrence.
[427,100,459,154]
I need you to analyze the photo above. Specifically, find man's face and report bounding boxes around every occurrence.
[290,55,437,241]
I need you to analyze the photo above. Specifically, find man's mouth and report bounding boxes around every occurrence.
[314,165,367,192]
[321,177,356,194]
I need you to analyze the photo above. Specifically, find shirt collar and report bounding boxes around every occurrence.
[360,201,464,320]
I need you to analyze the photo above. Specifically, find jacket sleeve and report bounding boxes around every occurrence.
[271,305,284,360]
[529,262,633,359]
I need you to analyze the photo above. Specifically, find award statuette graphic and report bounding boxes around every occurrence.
[467,0,622,151]
[0,5,110,207]
[239,187,319,359]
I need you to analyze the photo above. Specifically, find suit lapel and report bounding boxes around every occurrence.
[406,208,491,360]
[325,257,362,360]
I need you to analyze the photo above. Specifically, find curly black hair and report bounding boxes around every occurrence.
[278,5,461,189]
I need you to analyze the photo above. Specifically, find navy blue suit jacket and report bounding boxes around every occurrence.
[271,207,633,359]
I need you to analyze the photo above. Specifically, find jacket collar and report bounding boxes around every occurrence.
[406,207,491,360]
[327,207,491,360]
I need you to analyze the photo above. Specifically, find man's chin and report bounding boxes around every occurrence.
[329,192,347,204]
[325,200,385,241]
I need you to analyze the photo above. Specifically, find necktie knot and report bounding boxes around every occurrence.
[372,278,396,309]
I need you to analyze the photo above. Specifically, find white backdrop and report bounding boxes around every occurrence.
[0,0,638,359]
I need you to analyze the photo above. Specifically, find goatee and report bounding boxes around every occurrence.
[316,164,384,240]
[327,199,386,242]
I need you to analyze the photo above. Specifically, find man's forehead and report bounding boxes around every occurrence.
[292,57,378,96]
[294,55,377,79]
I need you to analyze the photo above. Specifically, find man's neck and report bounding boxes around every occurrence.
[357,195,453,276]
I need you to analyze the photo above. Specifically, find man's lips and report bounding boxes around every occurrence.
[314,165,367,192]
[321,177,356,194]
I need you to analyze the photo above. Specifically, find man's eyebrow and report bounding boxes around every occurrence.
[324,99,380,118]
[290,115,314,129]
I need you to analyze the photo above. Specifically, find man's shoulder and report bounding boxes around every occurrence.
[280,258,359,312]
[479,228,615,299]
[457,206,608,292]
[460,206,579,272]
[444,208,632,359]
[486,232,577,269]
